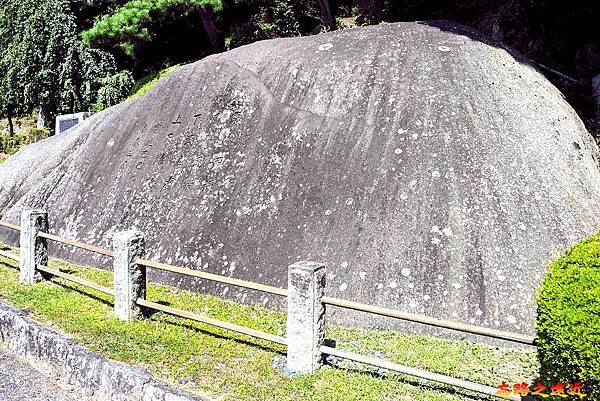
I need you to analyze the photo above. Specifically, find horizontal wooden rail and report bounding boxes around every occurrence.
[0,220,20,231]
[322,296,535,345]
[38,232,113,257]
[37,265,114,296]
[320,345,519,401]
[0,250,19,262]
[137,298,287,345]
[136,258,288,297]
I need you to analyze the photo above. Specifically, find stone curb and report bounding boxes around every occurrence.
[0,301,211,401]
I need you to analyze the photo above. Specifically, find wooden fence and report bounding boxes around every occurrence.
[0,212,534,401]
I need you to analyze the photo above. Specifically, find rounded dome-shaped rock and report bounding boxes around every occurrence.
[1,21,600,336]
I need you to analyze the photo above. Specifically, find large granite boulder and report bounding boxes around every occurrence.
[1,21,599,336]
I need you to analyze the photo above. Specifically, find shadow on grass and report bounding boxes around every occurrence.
[142,299,287,355]
[328,360,493,401]
[53,280,114,308]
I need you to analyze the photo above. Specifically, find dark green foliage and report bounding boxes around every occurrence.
[94,71,135,111]
[536,234,600,398]
[82,0,222,45]
[82,0,222,76]
[352,1,599,80]
[221,0,326,49]
[69,0,131,30]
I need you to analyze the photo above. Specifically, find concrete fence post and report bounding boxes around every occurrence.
[286,261,326,374]
[19,210,48,284]
[112,230,146,322]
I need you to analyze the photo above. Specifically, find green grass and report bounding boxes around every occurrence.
[0,247,537,400]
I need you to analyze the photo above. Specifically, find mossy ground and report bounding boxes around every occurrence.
[128,65,181,100]
[0,246,537,400]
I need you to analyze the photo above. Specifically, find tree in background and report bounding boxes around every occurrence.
[2,0,598,132]
[0,0,133,133]
[83,0,341,76]
[69,0,131,31]
[94,70,135,111]
[82,0,223,77]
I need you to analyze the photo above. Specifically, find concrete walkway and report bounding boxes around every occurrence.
[0,347,82,401]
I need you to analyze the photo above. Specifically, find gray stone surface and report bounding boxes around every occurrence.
[0,301,210,401]
[0,346,82,401]
[18,210,48,284]
[286,261,326,373]
[113,230,146,321]
[0,21,599,335]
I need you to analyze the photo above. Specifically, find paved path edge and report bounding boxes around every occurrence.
[0,300,212,401]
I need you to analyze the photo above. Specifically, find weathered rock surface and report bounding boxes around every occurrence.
[1,21,599,335]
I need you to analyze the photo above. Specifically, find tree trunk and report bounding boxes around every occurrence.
[6,108,14,137]
[317,0,337,31]
[199,7,224,53]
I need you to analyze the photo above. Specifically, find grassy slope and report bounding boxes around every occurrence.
[0,248,537,401]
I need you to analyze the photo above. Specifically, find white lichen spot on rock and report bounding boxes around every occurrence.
[359,271,366,279]
[394,148,402,155]
[318,43,333,51]
[423,294,431,301]
[431,170,441,178]
[339,282,348,291]
[451,282,462,289]
[401,268,411,277]
[507,315,517,325]
[431,237,441,245]
[388,281,397,289]
[324,209,332,216]
[345,198,354,205]
[341,261,348,268]
[442,226,453,237]
[438,45,451,52]
[219,110,232,123]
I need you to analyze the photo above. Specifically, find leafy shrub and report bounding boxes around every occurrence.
[19,127,49,144]
[0,127,50,158]
[536,233,600,398]
[0,135,22,155]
